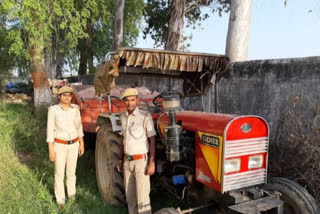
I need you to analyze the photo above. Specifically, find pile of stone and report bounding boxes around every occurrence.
[0,93,32,103]
[77,85,160,100]
[111,85,160,100]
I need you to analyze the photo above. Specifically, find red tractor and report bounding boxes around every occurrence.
[72,48,319,214]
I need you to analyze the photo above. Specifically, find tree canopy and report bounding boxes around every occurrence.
[0,0,144,105]
[1,0,89,57]
[92,0,144,63]
[143,0,230,49]
[0,0,144,77]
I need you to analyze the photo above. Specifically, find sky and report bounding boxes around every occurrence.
[137,0,320,60]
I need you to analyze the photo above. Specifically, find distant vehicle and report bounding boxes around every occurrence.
[5,82,29,94]
[6,83,22,94]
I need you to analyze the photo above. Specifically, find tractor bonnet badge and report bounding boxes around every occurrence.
[201,134,220,148]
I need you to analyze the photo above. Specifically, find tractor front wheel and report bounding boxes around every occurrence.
[95,125,125,205]
[264,177,319,214]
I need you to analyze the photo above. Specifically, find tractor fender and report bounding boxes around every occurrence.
[97,112,121,132]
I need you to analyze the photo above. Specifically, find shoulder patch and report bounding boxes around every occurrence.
[119,112,126,117]
[48,105,58,111]
[138,108,149,115]
[71,104,80,109]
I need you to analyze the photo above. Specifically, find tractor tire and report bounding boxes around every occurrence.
[154,208,180,214]
[95,125,125,205]
[264,177,319,214]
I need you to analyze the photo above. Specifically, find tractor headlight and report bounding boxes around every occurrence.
[248,155,263,169]
[224,158,241,173]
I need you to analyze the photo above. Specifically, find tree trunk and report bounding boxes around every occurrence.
[78,22,94,75]
[165,0,185,51]
[29,44,52,107]
[87,20,95,73]
[225,0,252,62]
[78,38,88,75]
[114,0,125,50]
[56,54,64,79]
[45,50,57,79]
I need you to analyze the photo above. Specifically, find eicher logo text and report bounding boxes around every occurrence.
[201,134,220,147]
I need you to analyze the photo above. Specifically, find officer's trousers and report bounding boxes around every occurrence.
[123,158,151,214]
[53,142,79,205]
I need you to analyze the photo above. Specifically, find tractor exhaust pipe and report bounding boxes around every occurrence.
[162,93,182,162]
[166,111,182,161]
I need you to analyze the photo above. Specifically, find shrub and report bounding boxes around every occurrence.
[269,95,320,203]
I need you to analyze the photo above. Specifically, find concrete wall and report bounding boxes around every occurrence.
[217,57,320,141]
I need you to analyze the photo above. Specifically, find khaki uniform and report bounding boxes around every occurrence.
[120,108,156,214]
[47,104,84,205]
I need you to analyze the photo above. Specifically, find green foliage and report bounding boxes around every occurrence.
[0,27,13,93]
[90,0,114,63]
[0,26,29,93]
[1,0,90,53]
[123,0,145,47]
[92,0,145,63]
[0,0,144,76]
[143,0,170,48]
[49,0,92,49]
[143,0,231,48]
[0,0,94,78]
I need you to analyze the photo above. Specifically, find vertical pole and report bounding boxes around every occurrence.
[169,77,173,92]
[215,80,219,113]
[98,96,103,113]
[108,94,112,113]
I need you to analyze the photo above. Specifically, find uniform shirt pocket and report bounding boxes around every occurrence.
[73,112,81,129]
[129,119,145,140]
[55,112,65,123]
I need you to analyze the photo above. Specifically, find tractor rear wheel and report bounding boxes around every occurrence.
[264,177,319,214]
[95,125,125,205]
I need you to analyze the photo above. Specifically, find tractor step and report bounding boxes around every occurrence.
[228,196,283,214]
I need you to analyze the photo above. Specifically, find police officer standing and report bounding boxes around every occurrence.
[117,88,156,214]
[46,85,85,209]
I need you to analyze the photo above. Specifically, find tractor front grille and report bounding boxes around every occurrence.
[223,137,268,192]
[223,169,266,192]
[224,137,268,158]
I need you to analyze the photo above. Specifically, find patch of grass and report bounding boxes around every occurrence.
[0,103,128,214]
[0,103,57,213]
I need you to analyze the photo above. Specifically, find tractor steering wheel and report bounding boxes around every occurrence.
[152,94,163,107]
[107,95,124,112]
[152,92,183,107]
[109,95,123,103]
